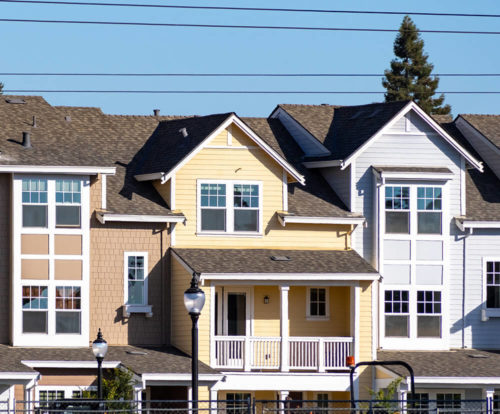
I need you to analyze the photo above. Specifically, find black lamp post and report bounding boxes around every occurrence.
[184,272,205,412]
[92,329,108,402]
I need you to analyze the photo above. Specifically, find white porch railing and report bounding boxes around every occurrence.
[213,336,353,371]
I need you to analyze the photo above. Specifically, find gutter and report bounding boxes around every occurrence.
[277,213,365,227]
[96,212,185,224]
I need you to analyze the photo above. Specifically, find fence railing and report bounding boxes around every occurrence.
[213,336,353,372]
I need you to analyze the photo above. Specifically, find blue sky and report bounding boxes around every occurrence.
[0,0,499,117]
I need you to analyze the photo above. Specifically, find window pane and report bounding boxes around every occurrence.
[417,315,441,337]
[128,280,145,305]
[56,311,81,334]
[56,206,81,227]
[201,209,226,231]
[487,286,500,308]
[23,311,47,333]
[385,212,409,234]
[417,212,441,234]
[385,315,408,337]
[22,205,47,227]
[234,210,258,232]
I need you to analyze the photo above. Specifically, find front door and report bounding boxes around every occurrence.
[227,292,246,336]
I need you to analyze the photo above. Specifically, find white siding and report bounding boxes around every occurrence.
[462,229,500,349]
[321,165,351,210]
[386,110,435,134]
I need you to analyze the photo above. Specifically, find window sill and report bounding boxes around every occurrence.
[306,316,330,321]
[123,305,153,318]
[196,231,263,238]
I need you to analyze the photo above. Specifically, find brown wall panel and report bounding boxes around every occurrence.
[54,235,82,255]
[21,234,49,255]
[21,259,49,280]
[54,260,82,280]
[37,368,96,386]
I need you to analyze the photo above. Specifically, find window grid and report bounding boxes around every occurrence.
[317,394,329,409]
[55,179,81,204]
[22,179,48,204]
[55,286,81,310]
[200,183,226,208]
[22,286,48,310]
[486,261,500,309]
[384,290,409,314]
[436,393,461,413]
[417,291,442,314]
[385,186,410,211]
[39,390,64,402]
[417,187,442,211]
[233,184,259,208]
[309,288,327,317]
[127,255,146,305]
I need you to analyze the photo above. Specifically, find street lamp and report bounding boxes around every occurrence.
[184,272,205,411]
[92,329,108,402]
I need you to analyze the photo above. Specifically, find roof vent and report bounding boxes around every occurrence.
[32,115,37,128]
[6,98,25,104]
[153,109,160,116]
[270,255,291,261]
[126,350,148,356]
[468,354,489,359]
[65,115,71,122]
[179,127,188,138]
[22,132,32,148]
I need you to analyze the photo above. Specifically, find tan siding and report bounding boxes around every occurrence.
[0,174,10,343]
[170,124,351,249]
[89,175,169,346]
[54,235,82,255]
[37,369,96,386]
[358,281,373,399]
[288,286,350,337]
[21,259,49,279]
[54,259,82,280]
[21,234,49,255]
[253,286,280,337]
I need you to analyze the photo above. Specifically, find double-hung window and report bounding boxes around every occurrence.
[22,286,48,333]
[417,187,442,234]
[22,178,48,227]
[385,186,410,234]
[417,290,441,337]
[125,253,148,306]
[55,179,81,227]
[55,286,81,334]
[486,261,500,309]
[199,181,261,234]
[384,290,409,337]
[307,287,328,319]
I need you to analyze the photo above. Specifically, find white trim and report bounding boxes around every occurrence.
[482,257,500,317]
[306,287,330,320]
[282,169,288,212]
[101,174,107,210]
[373,170,454,183]
[204,145,259,150]
[141,373,223,382]
[170,174,176,210]
[135,114,305,185]
[303,160,342,169]
[96,212,185,224]
[460,157,466,216]
[22,360,120,369]
[455,219,500,230]
[342,102,483,171]
[201,273,379,282]
[0,165,115,174]
[456,116,500,157]
[278,215,365,226]
[124,252,149,309]
[0,372,39,380]
[280,285,289,372]
[414,377,500,385]
[35,385,97,401]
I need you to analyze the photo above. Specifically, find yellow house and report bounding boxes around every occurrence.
[136,113,379,403]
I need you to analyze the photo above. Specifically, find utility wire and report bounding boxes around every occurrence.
[0,72,499,77]
[0,0,499,19]
[4,89,500,94]
[0,18,499,35]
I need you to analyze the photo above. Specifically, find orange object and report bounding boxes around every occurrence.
[346,355,355,367]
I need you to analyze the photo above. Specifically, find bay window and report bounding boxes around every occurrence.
[199,180,261,234]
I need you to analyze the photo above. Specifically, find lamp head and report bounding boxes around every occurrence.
[92,328,108,359]
[184,272,205,315]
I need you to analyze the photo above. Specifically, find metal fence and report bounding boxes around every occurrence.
[0,399,495,414]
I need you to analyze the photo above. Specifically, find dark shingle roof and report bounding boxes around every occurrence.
[378,349,500,378]
[0,344,217,375]
[460,114,500,150]
[279,101,410,160]
[172,248,377,274]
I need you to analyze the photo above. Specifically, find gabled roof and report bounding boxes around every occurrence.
[459,114,500,150]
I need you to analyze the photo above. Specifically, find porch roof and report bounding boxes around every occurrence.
[171,248,378,280]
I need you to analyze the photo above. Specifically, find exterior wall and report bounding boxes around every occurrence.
[170,124,350,249]
[170,258,211,364]
[358,282,373,400]
[0,174,10,344]
[89,175,169,346]
[36,368,96,386]
[198,386,210,401]
[321,166,351,211]
[253,286,280,337]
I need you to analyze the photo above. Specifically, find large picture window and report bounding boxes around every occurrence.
[22,286,48,333]
[22,178,48,227]
[486,261,500,309]
[199,181,261,234]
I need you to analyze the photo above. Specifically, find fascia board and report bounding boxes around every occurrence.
[456,219,500,229]
[22,360,120,369]
[456,116,500,157]
[279,215,365,226]
[200,273,379,283]
[135,172,163,182]
[414,377,500,385]
[0,165,116,175]
[302,160,343,168]
[377,171,455,182]
[0,372,39,380]
[141,373,223,381]
[97,212,185,224]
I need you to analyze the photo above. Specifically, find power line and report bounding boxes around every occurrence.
[0,72,499,77]
[0,18,499,35]
[4,89,500,94]
[0,0,499,19]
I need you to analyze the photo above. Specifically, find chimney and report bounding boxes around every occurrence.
[22,132,32,148]
[153,109,160,116]
[179,127,188,138]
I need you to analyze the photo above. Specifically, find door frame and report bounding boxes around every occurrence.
[219,286,254,336]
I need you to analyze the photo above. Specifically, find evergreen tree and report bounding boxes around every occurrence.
[382,16,451,115]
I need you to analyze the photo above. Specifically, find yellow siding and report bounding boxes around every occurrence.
[209,129,229,146]
[255,391,276,400]
[253,286,280,337]
[288,286,350,337]
[358,281,373,399]
[165,123,351,249]
[154,179,171,208]
[198,386,210,401]
[376,367,395,379]
[171,259,211,364]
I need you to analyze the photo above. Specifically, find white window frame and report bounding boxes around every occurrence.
[482,257,500,317]
[21,177,49,228]
[196,179,263,237]
[36,385,97,402]
[306,287,330,320]
[55,178,82,228]
[123,252,152,316]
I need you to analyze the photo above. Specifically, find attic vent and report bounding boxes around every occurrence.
[126,350,148,355]
[153,109,160,116]
[6,98,25,104]
[270,255,291,261]
[179,127,188,138]
[468,354,489,359]
[349,110,366,120]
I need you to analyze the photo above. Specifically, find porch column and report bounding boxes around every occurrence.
[279,391,289,414]
[133,386,143,413]
[209,388,218,414]
[399,383,408,414]
[484,388,495,414]
[350,284,360,364]
[280,286,290,372]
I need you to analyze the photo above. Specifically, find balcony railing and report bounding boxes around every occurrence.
[213,336,353,372]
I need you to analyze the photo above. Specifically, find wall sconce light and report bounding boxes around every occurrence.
[263,295,270,304]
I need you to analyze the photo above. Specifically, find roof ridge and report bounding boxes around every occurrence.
[461,113,500,118]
